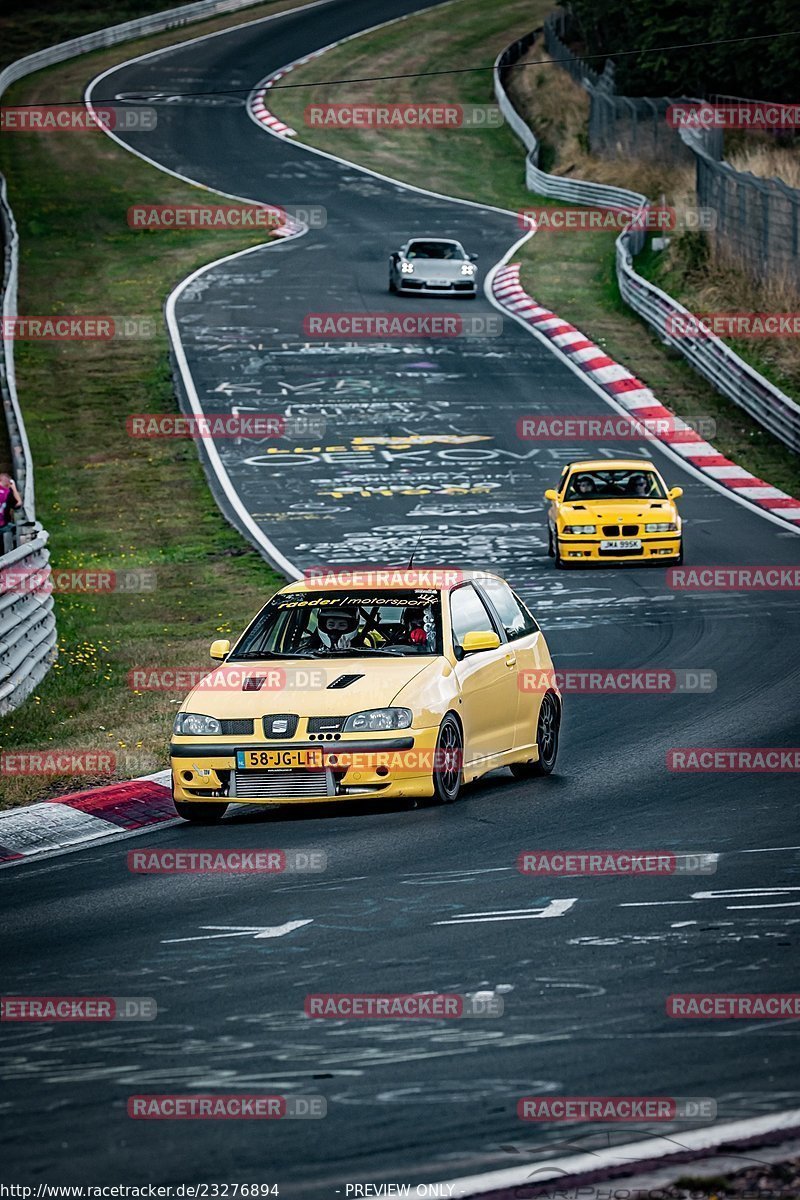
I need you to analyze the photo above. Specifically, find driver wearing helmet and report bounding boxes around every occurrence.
[627,472,651,497]
[572,474,596,497]
[304,606,384,652]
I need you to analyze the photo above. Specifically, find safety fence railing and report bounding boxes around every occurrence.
[0,531,57,716]
[493,31,800,453]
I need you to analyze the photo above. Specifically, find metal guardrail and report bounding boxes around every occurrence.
[0,0,276,715]
[493,34,800,454]
[0,531,56,715]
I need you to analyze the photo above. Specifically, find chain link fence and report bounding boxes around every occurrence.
[544,11,800,289]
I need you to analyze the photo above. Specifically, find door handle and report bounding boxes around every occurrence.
[505,653,516,668]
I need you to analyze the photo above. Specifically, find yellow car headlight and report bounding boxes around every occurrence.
[344,708,413,732]
[563,524,596,535]
[173,712,222,736]
[645,522,678,532]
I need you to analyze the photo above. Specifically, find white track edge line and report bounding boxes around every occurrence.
[438,1107,800,1197]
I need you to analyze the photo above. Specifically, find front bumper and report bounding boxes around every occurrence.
[557,534,681,563]
[397,279,476,295]
[170,728,440,804]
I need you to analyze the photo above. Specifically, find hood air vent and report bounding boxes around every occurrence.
[327,674,364,690]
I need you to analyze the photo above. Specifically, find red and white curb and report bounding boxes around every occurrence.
[493,263,800,528]
[0,773,176,866]
[441,1107,800,1198]
[248,48,326,137]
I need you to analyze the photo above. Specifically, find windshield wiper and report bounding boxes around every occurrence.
[309,646,402,657]
[229,650,318,660]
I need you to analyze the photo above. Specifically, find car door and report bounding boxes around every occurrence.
[477,578,550,753]
[449,583,517,768]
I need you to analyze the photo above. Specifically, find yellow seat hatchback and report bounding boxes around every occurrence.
[170,570,561,822]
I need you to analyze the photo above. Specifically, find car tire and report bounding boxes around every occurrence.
[173,799,228,824]
[510,691,560,778]
[554,537,567,569]
[388,275,397,294]
[547,527,555,558]
[430,714,463,805]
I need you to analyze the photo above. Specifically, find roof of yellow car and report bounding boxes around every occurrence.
[281,568,502,594]
[566,458,658,471]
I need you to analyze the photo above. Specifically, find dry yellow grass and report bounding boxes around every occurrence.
[726,144,800,189]
[507,44,695,200]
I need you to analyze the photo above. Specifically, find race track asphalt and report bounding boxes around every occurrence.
[2,0,799,1192]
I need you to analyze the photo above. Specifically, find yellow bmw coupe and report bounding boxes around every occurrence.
[170,570,561,822]
[545,458,684,567]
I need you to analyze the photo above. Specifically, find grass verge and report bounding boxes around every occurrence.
[0,0,312,809]
[267,0,800,495]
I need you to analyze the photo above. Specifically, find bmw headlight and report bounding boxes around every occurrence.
[645,522,678,532]
[563,524,596,535]
[400,261,415,274]
[461,262,476,275]
[343,708,413,732]
[173,712,222,736]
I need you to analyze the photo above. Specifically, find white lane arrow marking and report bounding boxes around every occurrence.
[434,899,577,925]
[162,920,313,944]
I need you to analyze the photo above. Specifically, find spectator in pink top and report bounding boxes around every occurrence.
[0,473,22,530]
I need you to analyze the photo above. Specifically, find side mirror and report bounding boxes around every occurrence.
[461,630,501,654]
[668,486,683,500]
[469,252,478,261]
[210,639,231,660]
[544,489,558,502]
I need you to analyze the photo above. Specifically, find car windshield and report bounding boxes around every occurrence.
[406,241,465,260]
[231,590,444,658]
[565,468,666,501]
